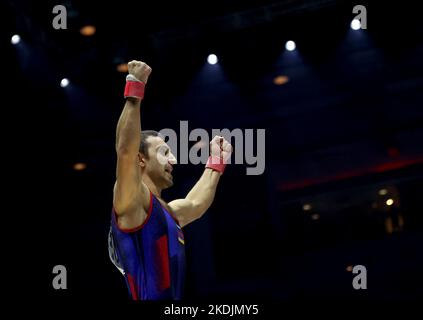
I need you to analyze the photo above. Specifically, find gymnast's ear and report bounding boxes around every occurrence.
[138,152,146,168]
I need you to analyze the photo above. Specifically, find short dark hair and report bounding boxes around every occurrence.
[139,130,162,158]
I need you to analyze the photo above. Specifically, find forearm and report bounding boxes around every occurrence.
[186,168,221,212]
[116,98,141,155]
[169,136,231,227]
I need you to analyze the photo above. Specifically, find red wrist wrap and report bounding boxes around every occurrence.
[206,155,226,174]
[124,81,145,99]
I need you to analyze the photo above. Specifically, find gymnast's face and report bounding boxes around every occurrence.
[141,136,176,189]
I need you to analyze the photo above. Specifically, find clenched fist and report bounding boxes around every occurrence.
[128,60,152,83]
[210,136,232,163]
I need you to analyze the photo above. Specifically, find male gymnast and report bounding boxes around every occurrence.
[108,60,232,300]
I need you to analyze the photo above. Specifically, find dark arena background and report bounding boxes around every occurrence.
[4,0,423,309]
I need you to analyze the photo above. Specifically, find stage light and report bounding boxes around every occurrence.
[386,199,394,206]
[311,213,320,220]
[116,63,128,73]
[351,19,361,30]
[207,54,218,65]
[273,75,289,85]
[80,25,96,36]
[73,163,87,171]
[11,34,21,45]
[60,78,69,88]
[378,188,388,196]
[285,40,296,51]
[346,265,353,272]
[303,204,312,211]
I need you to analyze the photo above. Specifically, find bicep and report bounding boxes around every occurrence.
[168,198,202,228]
[114,154,148,215]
